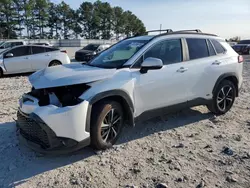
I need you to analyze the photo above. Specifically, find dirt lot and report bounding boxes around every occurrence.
[0,63,250,188]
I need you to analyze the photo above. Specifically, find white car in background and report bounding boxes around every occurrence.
[0,45,70,77]
[0,40,26,52]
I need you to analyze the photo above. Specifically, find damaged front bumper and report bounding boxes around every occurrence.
[17,94,91,154]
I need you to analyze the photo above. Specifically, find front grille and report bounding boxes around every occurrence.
[17,111,50,149]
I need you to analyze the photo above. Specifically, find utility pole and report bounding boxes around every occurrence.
[160,24,162,34]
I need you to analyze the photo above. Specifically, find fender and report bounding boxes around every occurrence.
[85,90,135,132]
[212,72,238,95]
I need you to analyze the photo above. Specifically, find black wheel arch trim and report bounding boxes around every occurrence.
[212,72,239,96]
[85,90,135,132]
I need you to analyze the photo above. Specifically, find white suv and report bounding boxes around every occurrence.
[17,29,243,153]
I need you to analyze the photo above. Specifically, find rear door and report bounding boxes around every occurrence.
[3,46,32,73]
[183,38,225,101]
[30,46,51,71]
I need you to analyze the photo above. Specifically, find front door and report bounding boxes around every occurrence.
[3,46,32,73]
[132,39,193,117]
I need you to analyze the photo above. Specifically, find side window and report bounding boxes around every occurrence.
[144,39,182,65]
[45,47,58,52]
[207,40,216,56]
[4,42,11,49]
[211,39,225,54]
[32,46,46,54]
[5,46,30,58]
[186,38,209,60]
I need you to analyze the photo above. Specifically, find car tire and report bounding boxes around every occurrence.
[49,60,61,67]
[90,100,124,150]
[207,80,236,115]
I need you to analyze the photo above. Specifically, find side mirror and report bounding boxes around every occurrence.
[5,53,14,58]
[140,57,163,74]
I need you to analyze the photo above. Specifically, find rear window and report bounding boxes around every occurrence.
[207,40,216,56]
[186,38,209,60]
[211,40,225,54]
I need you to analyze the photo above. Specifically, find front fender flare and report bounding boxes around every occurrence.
[85,90,134,132]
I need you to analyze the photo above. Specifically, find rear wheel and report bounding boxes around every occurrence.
[49,60,61,67]
[207,80,236,115]
[90,101,124,150]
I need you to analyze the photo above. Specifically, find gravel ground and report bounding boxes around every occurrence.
[0,63,250,188]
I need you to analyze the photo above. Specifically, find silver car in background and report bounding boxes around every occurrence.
[0,45,70,77]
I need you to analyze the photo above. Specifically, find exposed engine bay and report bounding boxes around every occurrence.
[28,84,90,107]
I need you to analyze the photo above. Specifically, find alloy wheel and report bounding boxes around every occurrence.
[101,108,122,143]
[216,85,234,112]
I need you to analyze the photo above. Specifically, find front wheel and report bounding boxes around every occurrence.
[90,101,124,150]
[207,80,236,115]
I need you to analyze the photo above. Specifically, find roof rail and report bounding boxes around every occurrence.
[174,29,202,33]
[146,29,173,35]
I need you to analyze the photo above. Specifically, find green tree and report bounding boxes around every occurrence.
[94,1,113,39]
[0,0,18,38]
[58,1,73,39]
[112,6,125,39]
[78,2,95,39]
[47,2,61,39]
[33,0,49,38]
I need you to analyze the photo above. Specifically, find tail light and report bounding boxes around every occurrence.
[60,50,67,54]
[238,55,244,63]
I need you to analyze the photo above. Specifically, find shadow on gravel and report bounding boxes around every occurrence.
[117,107,213,144]
[1,107,213,187]
[0,121,96,187]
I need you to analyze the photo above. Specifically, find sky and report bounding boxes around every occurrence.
[53,0,250,39]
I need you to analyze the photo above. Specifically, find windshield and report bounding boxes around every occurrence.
[88,39,148,68]
[238,40,250,44]
[0,42,4,46]
[83,44,100,51]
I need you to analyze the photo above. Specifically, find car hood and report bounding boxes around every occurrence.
[29,64,116,89]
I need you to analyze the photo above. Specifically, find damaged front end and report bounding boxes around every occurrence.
[17,83,91,153]
[29,83,90,107]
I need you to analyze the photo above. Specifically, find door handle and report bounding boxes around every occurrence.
[24,57,29,59]
[45,54,50,56]
[177,67,188,73]
[212,60,222,65]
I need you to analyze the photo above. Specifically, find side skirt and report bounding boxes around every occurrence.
[134,98,211,123]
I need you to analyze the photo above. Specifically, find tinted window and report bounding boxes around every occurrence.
[207,40,216,56]
[12,42,23,47]
[45,47,58,52]
[211,40,225,54]
[144,39,182,65]
[6,46,30,57]
[32,46,45,54]
[238,40,250,44]
[186,38,209,60]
